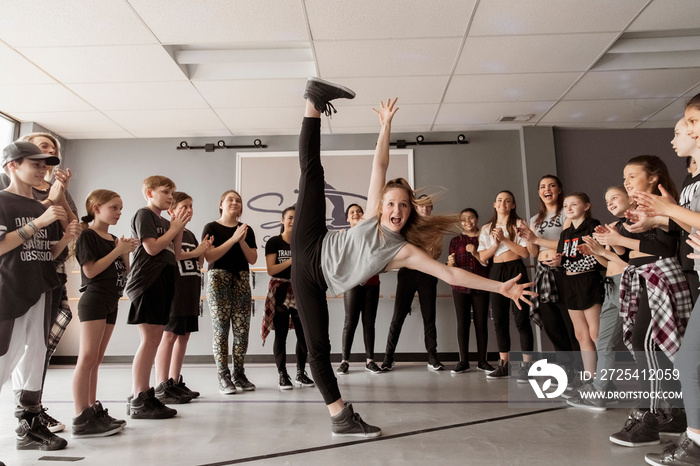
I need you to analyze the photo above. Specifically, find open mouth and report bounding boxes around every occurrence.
[391,217,402,226]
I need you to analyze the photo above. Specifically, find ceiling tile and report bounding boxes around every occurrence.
[216,107,303,134]
[127,0,307,44]
[433,123,526,131]
[628,0,700,31]
[566,68,700,100]
[58,131,135,140]
[0,0,157,46]
[103,109,227,134]
[11,111,126,134]
[193,79,307,108]
[306,0,476,40]
[17,45,188,84]
[456,34,618,74]
[645,99,689,122]
[0,84,93,113]
[331,125,433,134]
[68,82,209,111]
[0,45,54,84]
[130,129,234,139]
[315,39,463,77]
[330,104,439,128]
[435,102,555,126]
[445,73,581,102]
[469,0,647,35]
[540,98,675,123]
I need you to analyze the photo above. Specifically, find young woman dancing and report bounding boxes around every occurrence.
[292,78,533,437]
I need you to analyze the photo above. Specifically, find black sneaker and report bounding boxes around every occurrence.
[38,406,65,433]
[477,362,495,372]
[295,370,315,387]
[331,403,381,438]
[657,408,687,436]
[279,371,293,391]
[218,370,237,395]
[566,384,608,412]
[380,360,394,372]
[516,362,532,384]
[72,403,123,438]
[486,359,509,380]
[176,375,200,399]
[336,361,349,375]
[96,401,126,427]
[427,360,445,372]
[129,388,177,419]
[303,77,356,117]
[451,361,471,374]
[233,371,256,391]
[561,375,586,399]
[365,361,382,374]
[645,432,700,465]
[610,409,660,447]
[155,378,192,404]
[16,416,68,451]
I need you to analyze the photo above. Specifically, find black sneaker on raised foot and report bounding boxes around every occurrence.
[451,361,471,374]
[233,371,256,391]
[365,361,382,374]
[657,408,687,436]
[72,403,123,438]
[331,403,381,438]
[610,409,660,447]
[155,378,192,404]
[176,375,200,399]
[16,416,68,450]
[304,77,356,117]
[38,406,65,433]
[336,361,349,375]
[295,370,315,387]
[218,370,237,395]
[486,359,509,380]
[129,388,177,419]
[645,432,700,466]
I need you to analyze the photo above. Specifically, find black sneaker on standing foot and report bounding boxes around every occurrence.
[129,388,177,419]
[331,403,381,438]
[516,362,532,384]
[657,408,687,436]
[218,369,237,395]
[295,370,315,387]
[336,361,349,375]
[37,406,65,433]
[645,432,700,465]
[176,375,200,399]
[303,77,356,117]
[477,361,495,372]
[155,378,192,405]
[279,371,293,391]
[233,370,256,391]
[609,409,660,447]
[365,361,382,374]
[95,401,126,427]
[16,416,68,450]
[486,359,509,380]
[451,361,471,374]
[72,403,123,438]
[380,360,394,372]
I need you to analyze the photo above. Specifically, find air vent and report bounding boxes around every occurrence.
[498,114,534,122]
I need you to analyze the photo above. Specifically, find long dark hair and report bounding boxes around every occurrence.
[486,190,521,239]
[280,206,295,234]
[626,155,679,202]
[534,175,563,228]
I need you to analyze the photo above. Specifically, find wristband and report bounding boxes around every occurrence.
[26,221,38,233]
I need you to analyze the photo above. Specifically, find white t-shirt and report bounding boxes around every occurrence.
[477,222,527,257]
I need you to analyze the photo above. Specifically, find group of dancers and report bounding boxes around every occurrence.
[1,77,700,466]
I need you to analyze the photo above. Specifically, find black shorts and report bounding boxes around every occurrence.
[127,267,175,325]
[164,315,199,335]
[562,271,604,310]
[78,290,119,324]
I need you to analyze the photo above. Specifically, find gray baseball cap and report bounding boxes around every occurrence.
[2,141,60,168]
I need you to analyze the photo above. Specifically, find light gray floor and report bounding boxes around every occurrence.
[0,363,675,465]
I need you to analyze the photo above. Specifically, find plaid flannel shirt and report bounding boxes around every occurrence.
[532,261,559,311]
[261,277,295,346]
[620,256,692,360]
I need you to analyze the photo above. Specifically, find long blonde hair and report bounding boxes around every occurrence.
[375,178,459,258]
[81,189,121,229]
[21,132,61,181]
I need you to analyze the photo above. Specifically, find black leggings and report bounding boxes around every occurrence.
[452,290,489,364]
[384,268,438,363]
[342,283,380,361]
[290,117,340,405]
[272,306,308,373]
[489,260,533,354]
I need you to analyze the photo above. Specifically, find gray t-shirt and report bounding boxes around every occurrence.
[321,217,406,297]
[530,210,566,254]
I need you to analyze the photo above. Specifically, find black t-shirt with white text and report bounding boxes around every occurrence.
[76,228,127,297]
[171,228,202,317]
[0,191,60,320]
[265,235,291,280]
[125,207,176,301]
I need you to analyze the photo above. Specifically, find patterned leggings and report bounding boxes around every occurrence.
[207,269,251,374]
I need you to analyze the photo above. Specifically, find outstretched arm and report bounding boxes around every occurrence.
[386,243,534,309]
[364,98,399,219]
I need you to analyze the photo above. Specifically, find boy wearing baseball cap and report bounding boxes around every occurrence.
[0,141,80,450]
